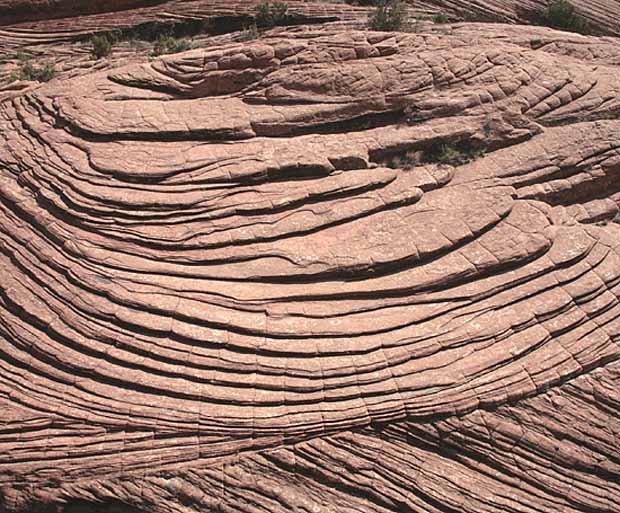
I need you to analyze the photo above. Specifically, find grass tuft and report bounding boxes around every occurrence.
[255,2,289,28]
[90,35,113,59]
[368,0,408,31]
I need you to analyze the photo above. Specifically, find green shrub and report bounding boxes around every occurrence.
[122,19,208,42]
[254,2,289,28]
[434,144,469,165]
[11,61,55,82]
[432,12,449,23]
[106,29,124,44]
[14,50,29,62]
[385,150,419,170]
[529,38,544,48]
[424,142,484,166]
[544,0,587,33]
[152,35,193,56]
[90,35,113,59]
[368,0,408,31]
[239,23,260,41]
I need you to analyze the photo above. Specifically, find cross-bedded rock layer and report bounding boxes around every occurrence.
[416,0,620,34]
[1,6,620,513]
[1,0,619,35]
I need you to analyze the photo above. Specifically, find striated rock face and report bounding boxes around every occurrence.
[414,0,620,35]
[0,0,361,32]
[1,5,620,513]
[1,0,619,35]
[0,0,167,25]
[0,0,363,90]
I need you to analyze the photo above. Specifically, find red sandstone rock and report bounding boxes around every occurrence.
[0,2,619,513]
[413,0,620,34]
[0,0,167,25]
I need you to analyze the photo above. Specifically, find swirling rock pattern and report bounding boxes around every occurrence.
[415,0,620,35]
[1,0,619,35]
[1,4,620,513]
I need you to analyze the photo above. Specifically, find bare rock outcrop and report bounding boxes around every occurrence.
[1,4,620,513]
[0,0,166,25]
[2,0,619,35]
[415,0,620,34]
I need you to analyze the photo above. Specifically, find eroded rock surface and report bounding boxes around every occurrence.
[1,0,619,35]
[1,4,620,513]
[415,0,620,34]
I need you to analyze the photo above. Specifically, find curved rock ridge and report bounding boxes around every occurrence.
[0,0,361,35]
[15,362,616,513]
[0,0,366,95]
[0,18,620,513]
[2,0,620,98]
[0,0,360,26]
[0,0,167,26]
[1,0,620,35]
[415,0,620,34]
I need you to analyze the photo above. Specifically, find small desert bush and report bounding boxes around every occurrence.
[424,142,484,166]
[380,141,484,169]
[15,50,28,62]
[543,0,587,33]
[255,2,289,28]
[133,19,208,41]
[10,61,55,82]
[90,35,113,59]
[433,144,470,166]
[432,12,450,23]
[152,35,193,56]
[385,150,419,170]
[239,23,260,41]
[368,0,408,31]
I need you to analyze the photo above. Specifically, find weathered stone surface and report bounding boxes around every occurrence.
[414,0,620,34]
[0,0,166,25]
[1,3,620,513]
[1,0,619,35]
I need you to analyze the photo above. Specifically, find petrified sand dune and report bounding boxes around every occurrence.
[1,0,619,35]
[1,2,620,513]
[0,0,163,25]
[415,0,620,34]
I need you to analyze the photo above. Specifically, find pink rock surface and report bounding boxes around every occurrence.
[1,0,619,34]
[409,0,620,33]
[0,0,167,25]
[0,3,620,513]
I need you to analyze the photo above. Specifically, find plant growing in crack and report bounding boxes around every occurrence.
[379,141,485,170]
[368,0,409,31]
[151,34,194,56]
[543,0,588,34]
[9,61,55,83]
[432,12,450,23]
[90,35,113,59]
[385,150,419,170]
[255,2,289,28]
[14,50,29,62]
[423,142,485,166]
[238,23,261,41]
[483,117,493,137]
